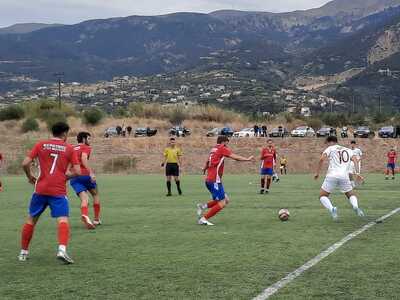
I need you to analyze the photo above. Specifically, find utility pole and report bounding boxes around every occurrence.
[54,72,64,109]
[378,95,382,114]
[352,95,355,114]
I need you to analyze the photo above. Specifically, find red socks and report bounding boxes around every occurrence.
[93,203,101,220]
[81,206,88,216]
[58,222,70,247]
[21,223,35,250]
[207,200,218,208]
[204,204,223,220]
[261,178,265,189]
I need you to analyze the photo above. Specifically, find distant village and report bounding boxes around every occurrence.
[0,70,343,116]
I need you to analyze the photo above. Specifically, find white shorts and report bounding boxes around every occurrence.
[349,161,361,175]
[321,176,353,193]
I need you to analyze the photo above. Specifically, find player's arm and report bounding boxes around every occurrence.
[228,153,254,162]
[314,153,327,180]
[202,159,209,175]
[22,156,37,185]
[81,153,95,181]
[177,149,183,168]
[161,149,168,167]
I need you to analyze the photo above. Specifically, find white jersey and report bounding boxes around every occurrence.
[352,148,362,159]
[323,145,354,178]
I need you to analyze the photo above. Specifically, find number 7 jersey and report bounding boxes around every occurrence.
[28,138,79,196]
[323,145,354,178]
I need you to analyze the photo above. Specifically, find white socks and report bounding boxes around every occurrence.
[349,195,359,210]
[320,196,334,212]
[58,245,66,252]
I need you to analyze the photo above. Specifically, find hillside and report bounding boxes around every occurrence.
[0,23,62,34]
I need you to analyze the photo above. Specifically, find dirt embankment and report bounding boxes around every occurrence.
[1,117,398,175]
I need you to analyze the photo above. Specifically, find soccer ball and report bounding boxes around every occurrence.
[278,209,290,221]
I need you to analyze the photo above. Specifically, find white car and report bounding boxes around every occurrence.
[233,128,255,138]
[291,126,315,137]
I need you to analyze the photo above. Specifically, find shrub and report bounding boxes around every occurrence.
[168,108,186,125]
[0,105,25,121]
[6,156,24,175]
[113,106,131,118]
[83,108,104,125]
[103,156,137,173]
[23,99,77,119]
[321,113,348,127]
[306,117,322,130]
[21,118,39,133]
[44,111,67,130]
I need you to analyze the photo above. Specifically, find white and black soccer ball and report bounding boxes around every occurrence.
[278,208,290,221]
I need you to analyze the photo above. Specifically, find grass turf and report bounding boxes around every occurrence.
[0,174,399,299]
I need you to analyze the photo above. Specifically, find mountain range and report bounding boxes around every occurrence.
[1,0,400,109]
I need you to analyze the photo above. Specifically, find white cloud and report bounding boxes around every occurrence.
[0,0,330,27]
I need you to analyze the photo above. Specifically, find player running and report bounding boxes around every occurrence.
[260,139,277,194]
[349,140,363,187]
[196,136,254,226]
[162,137,183,196]
[280,155,288,175]
[19,122,80,264]
[314,136,365,220]
[385,148,397,180]
[70,132,102,229]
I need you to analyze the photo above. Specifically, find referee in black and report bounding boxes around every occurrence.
[161,137,183,196]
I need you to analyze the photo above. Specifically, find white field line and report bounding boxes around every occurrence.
[253,207,400,300]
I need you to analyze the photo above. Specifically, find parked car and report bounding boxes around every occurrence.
[317,126,337,137]
[378,126,397,138]
[169,126,191,137]
[104,127,118,138]
[134,127,157,137]
[207,127,234,137]
[233,128,255,138]
[291,126,315,137]
[269,126,289,138]
[353,126,375,138]
[233,128,255,137]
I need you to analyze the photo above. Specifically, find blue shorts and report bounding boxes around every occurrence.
[387,163,396,170]
[205,182,226,201]
[260,168,274,176]
[29,193,69,218]
[70,176,97,195]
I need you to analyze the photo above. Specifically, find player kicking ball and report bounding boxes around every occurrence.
[19,122,80,264]
[70,132,102,229]
[197,135,254,226]
[314,136,365,220]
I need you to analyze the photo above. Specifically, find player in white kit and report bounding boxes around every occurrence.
[314,136,365,220]
[349,140,363,187]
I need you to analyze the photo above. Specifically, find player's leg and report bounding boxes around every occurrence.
[78,191,95,229]
[89,187,101,225]
[266,174,272,193]
[19,194,46,261]
[260,174,266,194]
[166,175,172,196]
[50,196,74,264]
[198,183,227,225]
[320,178,338,220]
[174,175,182,195]
[391,164,395,179]
[344,190,365,217]
[385,164,390,180]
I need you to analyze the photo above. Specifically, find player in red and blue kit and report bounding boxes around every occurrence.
[196,135,254,226]
[19,122,80,264]
[70,132,102,229]
[386,148,397,180]
[260,139,277,194]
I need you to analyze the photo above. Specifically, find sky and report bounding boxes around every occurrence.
[0,0,331,27]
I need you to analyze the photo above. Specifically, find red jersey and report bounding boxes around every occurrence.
[28,139,79,196]
[387,151,397,164]
[205,144,233,183]
[73,144,92,176]
[261,147,276,169]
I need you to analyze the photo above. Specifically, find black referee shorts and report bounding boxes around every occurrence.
[165,163,180,177]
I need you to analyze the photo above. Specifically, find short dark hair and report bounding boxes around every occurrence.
[77,131,91,143]
[351,140,356,144]
[51,122,70,137]
[326,136,338,143]
[217,135,229,144]
[267,139,273,143]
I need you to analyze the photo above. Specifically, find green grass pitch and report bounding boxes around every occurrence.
[1,174,400,299]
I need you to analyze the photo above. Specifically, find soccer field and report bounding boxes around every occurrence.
[1,174,400,299]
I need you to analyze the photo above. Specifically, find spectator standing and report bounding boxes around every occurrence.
[254,125,259,137]
[262,125,267,137]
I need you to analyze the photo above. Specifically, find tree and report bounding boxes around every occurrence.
[83,108,104,125]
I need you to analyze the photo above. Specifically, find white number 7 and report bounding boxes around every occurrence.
[50,153,59,174]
